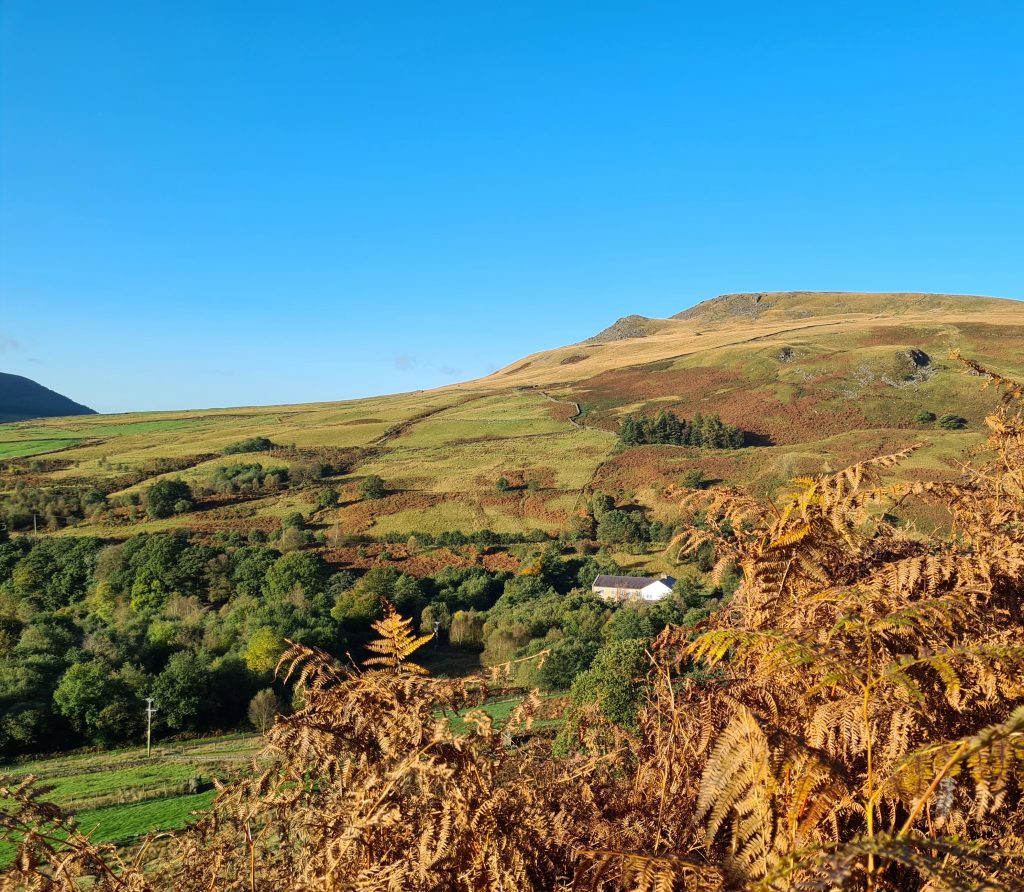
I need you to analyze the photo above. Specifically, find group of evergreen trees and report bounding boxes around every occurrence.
[618,409,744,449]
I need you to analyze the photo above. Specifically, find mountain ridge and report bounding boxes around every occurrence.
[0,372,96,423]
[477,290,1023,390]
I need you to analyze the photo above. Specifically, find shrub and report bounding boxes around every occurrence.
[316,487,339,509]
[223,436,276,455]
[144,479,194,519]
[938,413,968,430]
[496,477,511,492]
[358,475,387,500]
[679,468,707,490]
[210,462,286,494]
[279,527,311,552]
[290,458,329,484]
[914,409,936,423]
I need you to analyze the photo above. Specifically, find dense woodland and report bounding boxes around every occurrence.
[0,502,723,758]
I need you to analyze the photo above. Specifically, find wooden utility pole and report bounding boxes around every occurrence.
[145,698,158,756]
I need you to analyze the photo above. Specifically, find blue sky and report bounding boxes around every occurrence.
[1,1,1022,413]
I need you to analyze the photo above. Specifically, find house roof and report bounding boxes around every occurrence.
[642,576,677,591]
[593,575,661,590]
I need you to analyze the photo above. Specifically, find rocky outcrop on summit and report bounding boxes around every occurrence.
[583,315,666,344]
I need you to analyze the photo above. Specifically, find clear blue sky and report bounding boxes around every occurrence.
[2,2,1022,413]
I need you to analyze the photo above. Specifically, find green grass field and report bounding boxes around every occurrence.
[0,694,560,867]
[0,733,263,865]
[0,438,84,459]
[72,789,217,845]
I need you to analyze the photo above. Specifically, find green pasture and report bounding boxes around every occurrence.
[0,438,83,459]
[0,733,263,865]
[0,692,562,866]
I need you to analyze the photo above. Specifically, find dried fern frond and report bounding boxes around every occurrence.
[574,847,725,892]
[362,600,435,674]
[887,705,1024,823]
[786,832,1024,892]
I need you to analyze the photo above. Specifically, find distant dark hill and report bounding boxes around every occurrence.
[0,373,96,423]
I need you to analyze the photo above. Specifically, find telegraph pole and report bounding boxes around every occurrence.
[145,698,158,757]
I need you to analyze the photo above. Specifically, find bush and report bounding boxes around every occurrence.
[316,487,340,509]
[144,479,194,519]
[222,438,274,456]
[496,477,511,492]
[210,462,286,495]
[679,469,707,490]
[359,475,387,500]
[938,413,968,430]
[914,410,937,423]
[290,458,329,484]
[279,527,312,552]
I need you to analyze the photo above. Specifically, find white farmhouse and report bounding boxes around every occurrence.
[592,574,677,604]
[639,577,676,601]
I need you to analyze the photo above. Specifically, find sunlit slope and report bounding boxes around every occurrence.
[0,387,610,538]
[2,292,1023,540]
[473,291,1023,389]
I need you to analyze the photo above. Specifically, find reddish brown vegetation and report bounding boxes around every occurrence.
[322,543,520,576]
[9,390,1024,889]
[856,325,943,348]
[576,365,746,408]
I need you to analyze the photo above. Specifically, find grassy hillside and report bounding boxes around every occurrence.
[2,292,1022,555]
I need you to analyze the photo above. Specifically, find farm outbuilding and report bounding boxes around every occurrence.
[591,574,676,603]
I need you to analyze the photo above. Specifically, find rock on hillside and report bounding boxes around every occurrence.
[0,372,96,423]
[583,315,666,344]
